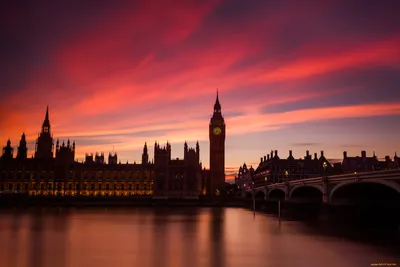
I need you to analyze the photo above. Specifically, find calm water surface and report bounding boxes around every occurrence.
[0,207,398,267]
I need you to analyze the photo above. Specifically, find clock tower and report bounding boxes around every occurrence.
[209,90,225,195]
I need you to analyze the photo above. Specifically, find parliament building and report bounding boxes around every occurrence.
[0,93,226,198]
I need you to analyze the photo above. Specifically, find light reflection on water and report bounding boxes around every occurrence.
[0,207,398,267]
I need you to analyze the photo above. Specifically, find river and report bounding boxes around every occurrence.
[0,207,398,267]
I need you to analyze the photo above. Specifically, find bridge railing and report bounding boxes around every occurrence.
[263,168,400,189]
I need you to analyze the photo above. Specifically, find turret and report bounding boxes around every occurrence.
[2,139,14,160]
[16,133,27,160]
[142,142,149,164]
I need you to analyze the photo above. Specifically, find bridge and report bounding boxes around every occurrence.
[246,169,400,205]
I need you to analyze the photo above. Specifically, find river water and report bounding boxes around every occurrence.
[0,207,398,267]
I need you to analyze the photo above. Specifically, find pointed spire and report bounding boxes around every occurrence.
[214,88,221,112]
[45,105,49,121]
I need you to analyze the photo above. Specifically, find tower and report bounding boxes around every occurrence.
[35,106,54,159]
[2,139,14,160]
[17,133,27,160]
[142,142,149,164]
[209,90,225,195]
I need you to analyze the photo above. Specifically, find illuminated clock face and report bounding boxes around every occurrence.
[213,127,222,135]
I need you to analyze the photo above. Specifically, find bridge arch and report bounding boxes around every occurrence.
[255,191,265,199]
[289,184,323,199]
[267,188,286,199]
[329,179,400,202]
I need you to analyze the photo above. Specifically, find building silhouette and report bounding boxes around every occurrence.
[235,149,400,193]
[0,94,228,198]
[208,90,226,195]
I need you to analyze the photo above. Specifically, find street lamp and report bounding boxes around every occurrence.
[284,170,289,182]
[323,162,327,175]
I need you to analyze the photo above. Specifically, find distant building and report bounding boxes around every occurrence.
[235,149,400,190]
[235,163,254,197]
[341,150,399,173]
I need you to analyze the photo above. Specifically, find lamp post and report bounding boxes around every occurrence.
[252,181,255,215]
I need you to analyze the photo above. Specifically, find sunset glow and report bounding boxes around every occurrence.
[1,1,399,181]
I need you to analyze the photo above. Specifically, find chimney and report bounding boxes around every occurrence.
[274,150,278,157]
[264,155,267,161]
[260,157,263,163]
[320,150,324,157]
[361,151,366,158]
[343,151,347,159]
[270,150,273,158]
[267,154,270,160]
[289,150,293,158]
[306,150,310,158]
[314,153,317,160]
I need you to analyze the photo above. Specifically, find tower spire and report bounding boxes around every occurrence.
[45,105,49,121]
[214,89,221,112]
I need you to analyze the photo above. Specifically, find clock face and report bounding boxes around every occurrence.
[213,127,222,135]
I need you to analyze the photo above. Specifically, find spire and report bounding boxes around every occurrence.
[214,89,221,112]
[45,105,49,121]
[42,105,50,133]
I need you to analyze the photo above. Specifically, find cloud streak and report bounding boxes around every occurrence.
[0,0,399,171]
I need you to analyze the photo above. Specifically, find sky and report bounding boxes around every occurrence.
[1,0,400,181]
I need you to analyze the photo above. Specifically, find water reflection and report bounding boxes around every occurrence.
[209,208,225,267]
[0,207,398,267]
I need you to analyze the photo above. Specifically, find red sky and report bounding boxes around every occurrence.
[1,0,400,180]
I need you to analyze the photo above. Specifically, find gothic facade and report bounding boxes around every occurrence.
[0,93,226,198]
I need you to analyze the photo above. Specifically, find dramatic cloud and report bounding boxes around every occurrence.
[0,0,399,173]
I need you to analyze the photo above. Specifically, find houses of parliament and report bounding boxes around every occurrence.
[0,93,226,198]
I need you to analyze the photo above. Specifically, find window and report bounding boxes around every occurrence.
[41,184,45,190]
[68,184,72,190]
[128,184,132,190]
[25,183,29,190]
[16,184,21,190]
[9,183,13,190]
[98,184,102,190]
[121,184,125,190]
[114,184,118,190]
[91,183,95,190]
[106,184,109,190]
[135,184,140,190]
[75,184,80,190]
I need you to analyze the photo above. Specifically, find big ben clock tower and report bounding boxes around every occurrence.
[209,90,225,195]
